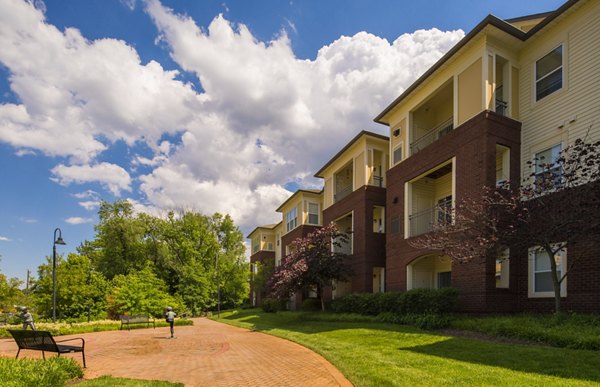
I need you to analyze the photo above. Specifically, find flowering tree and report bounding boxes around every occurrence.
[409,137,600,313]
[268,223,352,311]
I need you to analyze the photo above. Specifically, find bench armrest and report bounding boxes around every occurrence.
[56,337,85,348]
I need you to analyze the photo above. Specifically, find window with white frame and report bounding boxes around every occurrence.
[307,202,319,225]
[267,242,274,251]
[534,144,562,190]
[286,207,298,232]
[535,45,563,101]
[252,237,259,253]
[393,144,403,165]
[528,246,566,297]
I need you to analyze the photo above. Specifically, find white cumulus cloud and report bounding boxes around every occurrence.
[0,236,11,242]
[65,217,94,225]
[51,163,132,196]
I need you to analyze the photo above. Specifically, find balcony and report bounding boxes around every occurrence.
[410,117,454,155]
[334,185,352,202]
[408,203,453,237]
[370,175,384,188]
[334,162,353,203]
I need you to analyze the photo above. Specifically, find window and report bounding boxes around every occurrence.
[536,45,563,101]
[528,246,566,297]
[534,144,562,190]
[267,242,274,251]
[286,207,298,232]
[393,144,403,165]
[252,238,259,253]
[437,271,451,288]
[496,248,510,288]
[307,202,319,225]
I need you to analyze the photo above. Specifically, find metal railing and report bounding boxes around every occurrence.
[408,205,453,237]
[496,99,508,116]
[410,117,454,155]
[334,185,353,202]
[370,175,384,187]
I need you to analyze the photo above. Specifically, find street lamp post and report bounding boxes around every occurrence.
[52,228,66,323]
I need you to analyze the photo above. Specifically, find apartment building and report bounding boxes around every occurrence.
[247,223,279,306]
[315,131,389,298]
[375,0,600,313]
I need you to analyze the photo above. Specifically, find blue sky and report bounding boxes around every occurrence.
[0,0,565,281]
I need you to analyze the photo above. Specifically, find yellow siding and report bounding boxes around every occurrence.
[354,151,365,188]
[324,177,333,209]
[458,58,483,125]
[486,54,494,110]
[434,173,452,200]
[518,0,600,181]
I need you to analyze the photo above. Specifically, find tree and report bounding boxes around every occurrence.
[409,138,600,313]
[107,264,183,318]
[268,223,352,311]
[31,253,109,320]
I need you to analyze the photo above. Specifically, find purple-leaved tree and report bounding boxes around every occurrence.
[267,223,352,311]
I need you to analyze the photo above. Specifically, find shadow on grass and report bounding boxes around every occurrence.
[218,310,600,384]
[402,335,600,383]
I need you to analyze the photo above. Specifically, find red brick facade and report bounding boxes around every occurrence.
[386,111,522,313]
[323,185,386,294]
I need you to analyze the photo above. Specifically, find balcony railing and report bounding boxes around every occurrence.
[334,185,352,202]
[370,175,384,188]
[333,236,353,255]
[410,117,454,155]
[496,99,508,116]
[408,205,453,237]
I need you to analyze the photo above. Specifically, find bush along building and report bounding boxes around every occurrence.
[249,0,600,313]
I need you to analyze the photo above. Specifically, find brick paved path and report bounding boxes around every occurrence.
[0,318,352,387]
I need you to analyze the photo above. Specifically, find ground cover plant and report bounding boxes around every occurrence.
[214,309,600,386]
[0,318,193,338]
[0,357,83,386]
[450,313,600,350]
[77,376,183,386]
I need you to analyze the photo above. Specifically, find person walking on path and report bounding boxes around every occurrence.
[20,307,36,330]
[165,306,176,338]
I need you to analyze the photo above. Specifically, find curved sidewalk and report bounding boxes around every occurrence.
[0,318,352,386]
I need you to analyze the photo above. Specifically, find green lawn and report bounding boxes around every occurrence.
[214,310,600,386]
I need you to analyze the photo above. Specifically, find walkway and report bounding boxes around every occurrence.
[0,318,352,387]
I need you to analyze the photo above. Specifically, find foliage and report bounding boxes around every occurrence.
[268,223,352,311]
[0,271,24,312]
[300,298,321,311]
[261,298,286,313]
[107,265,183,318]
[31,254,109,320]
[0,318,193,338]
[75,201,249,316]
[450,313,600,350]
[216,309,600,386]
[0,357,83,387]
[408,137,600,313]
[77,376,183,387]
[330,288,458,316]
[376,312,452,329]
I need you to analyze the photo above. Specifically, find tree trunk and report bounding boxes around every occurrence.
[544,245,562,314]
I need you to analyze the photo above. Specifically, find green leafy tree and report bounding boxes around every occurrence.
[31,253,109,320]
[0,271,24,312]
[107,265,183,318]
[91,200,148,279]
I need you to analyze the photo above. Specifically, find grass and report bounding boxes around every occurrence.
[0,318,193,338]
[450,313,600,350]
[77,376,183,386]
[213,309,600,386]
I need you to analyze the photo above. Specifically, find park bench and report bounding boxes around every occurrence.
[119,314,155,330]
[8,329,86,368]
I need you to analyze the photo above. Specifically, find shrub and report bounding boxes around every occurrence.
[376,312,452,330]
[0,357,83,386]
[331,288,458,316]
[261,298,286,313]
[300,298,321,311]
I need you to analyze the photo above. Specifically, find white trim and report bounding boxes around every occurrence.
[528,245,567,298]
[533,43,565,104]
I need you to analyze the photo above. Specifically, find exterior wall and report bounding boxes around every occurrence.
[323,186,387,294]
[386,111,521,312]
[518,0,600,182]
[458,58,483,125]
